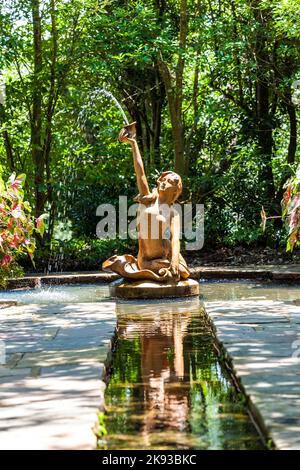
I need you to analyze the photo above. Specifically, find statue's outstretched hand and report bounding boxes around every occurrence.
[118,129,136,144]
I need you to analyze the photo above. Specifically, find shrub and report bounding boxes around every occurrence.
[282,167,300,251]
[0,262,24,289]
[22,237,136,273]
[0,172,45,287]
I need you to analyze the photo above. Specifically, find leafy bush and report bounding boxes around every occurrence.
[282,167,300,251]
[0,262,24,289]
[22,237,136,273]
[0,172,44,286]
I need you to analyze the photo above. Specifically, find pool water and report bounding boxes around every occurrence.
[99,298,265,450]
[0,284,109,304]
[1,279,300,305]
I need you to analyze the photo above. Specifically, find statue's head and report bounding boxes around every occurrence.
[157,171,182,203]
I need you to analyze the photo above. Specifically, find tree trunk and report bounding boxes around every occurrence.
[44,0,58,241]
[31,0,44,218]
[287,89,297,165]
[253,2,276,201]
[185,60,200,174]
[157,0,187,176]
[150,66,165,166]
[0,101,15,171]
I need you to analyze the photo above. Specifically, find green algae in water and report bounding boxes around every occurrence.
[100,299,265,450]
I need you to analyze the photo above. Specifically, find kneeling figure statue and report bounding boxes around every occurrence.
[102,122,190,283]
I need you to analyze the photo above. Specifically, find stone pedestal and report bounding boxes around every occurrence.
[109,278,199,300]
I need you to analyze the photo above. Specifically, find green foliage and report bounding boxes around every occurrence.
[0,171,44,285]
[0,261,23,289]
[96,411,108,438]
[267,0,300,39]
[1,0,300,267]
[282,167,300,251]
[24,237,136,272]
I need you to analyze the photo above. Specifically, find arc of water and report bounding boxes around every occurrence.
[94,88,129,125]
[47,89,129,274]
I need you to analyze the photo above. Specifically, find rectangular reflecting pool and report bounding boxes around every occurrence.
[100,298,265,450]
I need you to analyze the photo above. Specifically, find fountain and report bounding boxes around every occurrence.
[95,89,129,125]
[102,122,199,299]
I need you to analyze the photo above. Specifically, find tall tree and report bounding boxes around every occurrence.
[158,0,188,175]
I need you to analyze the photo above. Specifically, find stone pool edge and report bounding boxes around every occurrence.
[203,297,300,451]
[5,265,300,290]
[93,329,119,447]
[0,301,118,450]
[202,310,275,450]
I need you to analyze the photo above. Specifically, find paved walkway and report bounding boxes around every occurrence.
[205,299,300,450]
[0,302,116,449]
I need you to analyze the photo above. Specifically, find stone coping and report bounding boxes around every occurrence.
[204,298,300,450]
[0,302,117,450]
[5,265,300,290]
[6,272,119,290]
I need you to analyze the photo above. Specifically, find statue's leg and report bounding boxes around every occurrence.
[142,256,189,279]
[138,257,170,273]
[179,254,190,279]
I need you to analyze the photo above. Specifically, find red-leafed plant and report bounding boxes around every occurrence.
[282,169,300,251]
[0,172,46,286]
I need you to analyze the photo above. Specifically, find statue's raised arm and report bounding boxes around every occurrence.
[118,122,150,196]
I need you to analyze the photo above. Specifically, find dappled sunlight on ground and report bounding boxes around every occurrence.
[0,296,116,450]
[204,290,300,449]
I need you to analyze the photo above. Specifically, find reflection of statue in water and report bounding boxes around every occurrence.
[103,122,190,282]
[116,300,198,442]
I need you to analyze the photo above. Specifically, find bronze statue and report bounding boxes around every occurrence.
[102,122,190,283]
